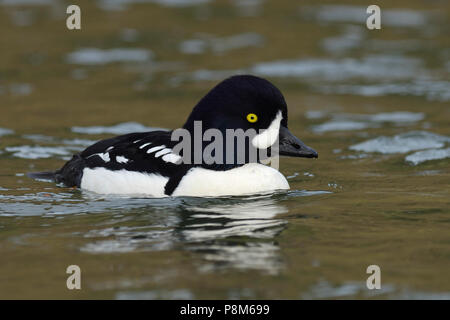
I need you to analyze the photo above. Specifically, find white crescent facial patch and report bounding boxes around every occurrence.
[251,110,282,149]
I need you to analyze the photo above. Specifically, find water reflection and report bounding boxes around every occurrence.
[178,195,287,274]
[178,195,287,240]
[302,279,450,300]
[1,187,327,274]
[80,193,290,274]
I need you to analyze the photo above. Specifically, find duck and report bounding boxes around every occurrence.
[28,75,318,197]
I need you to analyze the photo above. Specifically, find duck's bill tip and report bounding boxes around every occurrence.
[300,148,319,159]
[278,126,318,159]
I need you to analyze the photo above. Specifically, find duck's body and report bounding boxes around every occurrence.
[81,163,288,197]
[29,75,317,197]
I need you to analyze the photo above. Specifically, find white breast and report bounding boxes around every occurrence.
[172,163,289,197]
[80,164,289,197]
[80,167,168,197]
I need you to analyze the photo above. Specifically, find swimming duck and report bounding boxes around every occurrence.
[28,75,318,197]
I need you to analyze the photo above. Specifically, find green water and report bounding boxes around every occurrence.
[0,0,449,299]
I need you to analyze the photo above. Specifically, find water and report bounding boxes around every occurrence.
[179,32,264,55]
[66,48,153,65]
[0,0,449,299]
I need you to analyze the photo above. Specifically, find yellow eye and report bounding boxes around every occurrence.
[246,113,258,123]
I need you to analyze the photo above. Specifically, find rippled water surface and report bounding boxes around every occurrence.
[0,0,449,299]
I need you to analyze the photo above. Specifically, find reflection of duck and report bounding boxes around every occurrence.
[178,194,288,274]
[82,193,290,274]
[176,194,287,241]
[29,75,317,197]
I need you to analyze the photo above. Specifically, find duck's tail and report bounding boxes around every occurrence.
[26,171,57,182]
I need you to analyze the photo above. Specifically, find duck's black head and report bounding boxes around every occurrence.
[182,75,318,163]
[184,75,288,132]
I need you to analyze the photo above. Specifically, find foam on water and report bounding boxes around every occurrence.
[0,83,33,96]
[366,112,425,123]
[405,148,450,165]
[232,0,264,17]
[321,25,365,54]
[116,289,194,300]
[311,112,424,133]
[14,134,96,150]
[21,134,94,147]
[66,48,153,65]
[177,54,425,83]
[312,120,375,133]
[2,135,97,159]
[305,110,328,120]
[302,279,395,299]
[179,33,264,55]
[333,111,424,123]
[0,192,179,216]
[96,0,212,11]
[22,134,55,143]
[61,138,97,146]
[319,81,450,102]
[3,134,98,160]
[176,53,428,90]
[178,60,446,101]
[5,145,73,159]
[302,279,450,299]
[252,55,424,81]
[349,131,450,154]
[306,5,428,28]
[71,122,166,134]
[0,128,14,136]
[321,27,421,55]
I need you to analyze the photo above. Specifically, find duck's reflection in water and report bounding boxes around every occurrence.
[178,195,287,274]
[81,193,288,274]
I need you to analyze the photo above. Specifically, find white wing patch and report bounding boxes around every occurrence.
[87,142,181,166]
[149,146,182,164]
[155,148,172,158]
[116,155,129,164]
[139,142,152,149]
[87,152,110,162]
[147,145,166,154]
[162,153,182,164]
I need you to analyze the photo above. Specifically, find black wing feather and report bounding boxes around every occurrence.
[46,130,190,189]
